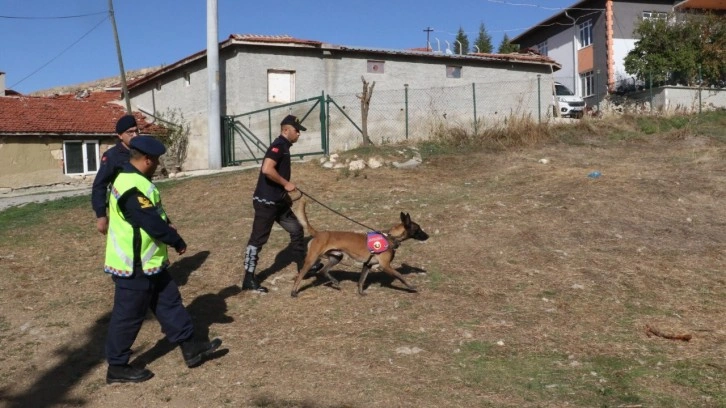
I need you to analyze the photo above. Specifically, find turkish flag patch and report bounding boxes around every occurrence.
[271,147,279,153]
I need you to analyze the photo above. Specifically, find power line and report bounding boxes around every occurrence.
[9,16,109,89]
[0,11,106,20]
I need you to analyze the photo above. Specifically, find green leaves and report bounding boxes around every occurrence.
[624,13,726,88]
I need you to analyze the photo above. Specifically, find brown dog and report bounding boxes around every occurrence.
[290,196,429,297]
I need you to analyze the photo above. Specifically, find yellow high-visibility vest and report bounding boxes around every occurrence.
[104,172,169,277]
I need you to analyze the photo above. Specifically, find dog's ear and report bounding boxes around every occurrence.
[400,212,411,225]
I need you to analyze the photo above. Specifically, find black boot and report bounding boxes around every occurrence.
[241,273,268,293]
[106,364,154,384]
[180,337,223,368]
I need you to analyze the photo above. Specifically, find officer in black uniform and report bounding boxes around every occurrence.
[241,115,321,292]
[105,135,222,384]
[91,114,139,235]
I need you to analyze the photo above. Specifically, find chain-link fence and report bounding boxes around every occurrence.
[326,77,548,152]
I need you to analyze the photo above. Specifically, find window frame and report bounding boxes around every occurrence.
[367,60,385,74]
[537,40,548,56]
[579,19,593,48]
[581,70,595,97]
[63,139,100,175]
[446,65,462,79]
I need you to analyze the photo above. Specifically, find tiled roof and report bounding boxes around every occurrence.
[0,91,154,135]
[228,34,323,46]
[127,33,561,91]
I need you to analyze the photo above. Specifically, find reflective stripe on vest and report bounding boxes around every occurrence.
[104,172,169,277]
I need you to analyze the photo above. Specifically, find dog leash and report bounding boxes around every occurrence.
[295,188,378,232]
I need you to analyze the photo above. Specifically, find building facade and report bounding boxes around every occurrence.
[127,34,561,170]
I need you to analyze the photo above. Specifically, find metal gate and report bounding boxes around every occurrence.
[222,93,328,166]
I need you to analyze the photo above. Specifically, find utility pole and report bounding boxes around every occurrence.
[207,0,221,169]
[423,27,433,51]
[108,0,132,114]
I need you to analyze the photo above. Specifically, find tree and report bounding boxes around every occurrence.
[357,76,375,146]
[150,108,190,173]
[454,27,469,54]
[624,12,726,88]
[497,33,519,54]
[474,22,493,53]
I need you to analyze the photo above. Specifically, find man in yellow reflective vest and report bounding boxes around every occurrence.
[104,135,222,384]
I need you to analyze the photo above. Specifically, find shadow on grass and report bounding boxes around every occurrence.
[293,262,426,296]
[0,250,235,408]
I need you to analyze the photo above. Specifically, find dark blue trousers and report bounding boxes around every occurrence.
[105,269,194,366]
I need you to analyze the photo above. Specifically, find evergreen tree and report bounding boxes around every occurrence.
[497,33,519,54]
[454,27,469,54]
[474,22,493,53]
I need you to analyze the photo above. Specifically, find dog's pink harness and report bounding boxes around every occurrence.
[366,232,389,254]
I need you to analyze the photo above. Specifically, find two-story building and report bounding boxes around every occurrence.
[512,0,681,109]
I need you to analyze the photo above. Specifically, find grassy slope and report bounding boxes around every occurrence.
[0,113,725,408]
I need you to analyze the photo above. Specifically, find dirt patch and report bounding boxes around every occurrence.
[0,136,724,407]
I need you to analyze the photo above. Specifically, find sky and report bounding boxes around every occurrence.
[1,0,577,95]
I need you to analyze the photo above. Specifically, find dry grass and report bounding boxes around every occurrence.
[1,117,725,407]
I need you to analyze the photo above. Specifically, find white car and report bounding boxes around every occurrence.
[553,82,586,118]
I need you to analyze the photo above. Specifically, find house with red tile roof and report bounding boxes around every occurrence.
[0,82,156,191]
[126,34,562,170]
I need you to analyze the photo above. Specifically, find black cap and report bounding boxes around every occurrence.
[129,135,166,157]
[280,115,307,131]
[115,114,138,134]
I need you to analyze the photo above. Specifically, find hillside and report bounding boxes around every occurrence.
[29,67,160,96]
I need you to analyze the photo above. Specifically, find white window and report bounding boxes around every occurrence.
[268,70,295,103]
[367,60,385,74]
[579,20,593,48]
[446,66,462,78]
[64,140,99,175]
[581,71,595,97]
[643,11,668,21]
[537,41,548,56]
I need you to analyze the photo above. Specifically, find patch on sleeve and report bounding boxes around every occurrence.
[101,156,108,162]
[271,147,279,153]
[137,196,153,209]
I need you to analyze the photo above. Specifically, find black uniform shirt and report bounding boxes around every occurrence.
[252,135,292,204]
[91,142,130,218]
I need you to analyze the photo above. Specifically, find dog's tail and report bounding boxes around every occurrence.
[291,195,318,237]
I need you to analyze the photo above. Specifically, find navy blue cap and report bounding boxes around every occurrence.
[280,115,306,131]
[115,114,138,134]
[129,135,166,157]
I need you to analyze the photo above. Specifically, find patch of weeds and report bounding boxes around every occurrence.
[337,167,351,179]
[0,316,10,332]
[426,269,444,289]
[45,321,70,328]
[538,290,558,298]
[0,195,87,233]
[669,360,726,404]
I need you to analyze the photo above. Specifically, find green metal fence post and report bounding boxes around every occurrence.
[472,82,478,134]
[537,75,541,124]
[320,91,328,155]
[404,84,409,140]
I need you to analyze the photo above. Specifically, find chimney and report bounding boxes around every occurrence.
[0,72,5,96]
